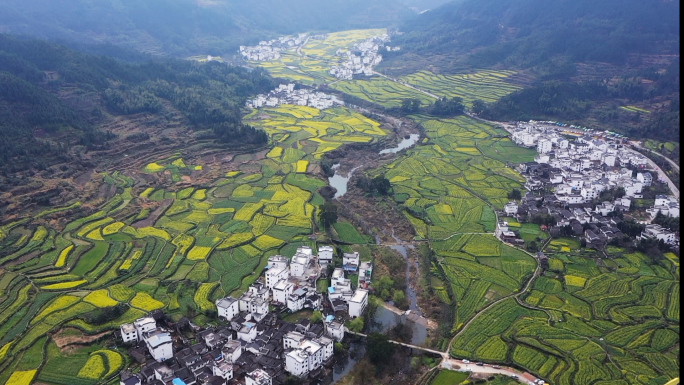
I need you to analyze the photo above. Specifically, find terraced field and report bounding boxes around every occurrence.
[399,70,522,105]
[330,78,437,108]
[450,248,680,385]
[0,103,389,384]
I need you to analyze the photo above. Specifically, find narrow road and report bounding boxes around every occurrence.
[296,35,310,57]
[628,142,679,198]
[631,142,680,172]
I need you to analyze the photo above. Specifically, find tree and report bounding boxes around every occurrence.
[371,175,392,195]
[367,332,395,365]
[348,317,364,332]
[508,188,522,200]
[429,97,465,116]
[401,98,421,113]
[471,99,486,115]
[311,310,323,324]
[320,202,338,230]
[393,290,408,309]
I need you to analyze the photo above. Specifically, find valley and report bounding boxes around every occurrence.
[0,24,679,385]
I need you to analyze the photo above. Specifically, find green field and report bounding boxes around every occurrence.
[400,70,522,105]
[330,78,437,108]
[450,247,680,385]
[430,369,469,385]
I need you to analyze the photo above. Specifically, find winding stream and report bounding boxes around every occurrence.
[379,133,420,154]
[327,133,420,199]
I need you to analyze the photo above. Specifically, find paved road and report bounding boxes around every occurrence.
[626,143,679,198]
[631,142,680,172]
[441,358,541,384]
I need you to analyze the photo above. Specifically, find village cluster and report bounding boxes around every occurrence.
[329,34,390,80]
[238,33,326,61]
[246,84,343,110]
[497,121,679,249]
[118,246,371,385]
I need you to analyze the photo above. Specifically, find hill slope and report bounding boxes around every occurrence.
[383,0,679,71]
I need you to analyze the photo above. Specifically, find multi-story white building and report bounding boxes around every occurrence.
[222,339,243,363]
[325,321,345,342]
[348,289,369,318]
[248,297,269,322]
[237,321,258,343]
[120,323,138,344]
[143,330,173,362]
[216,297,239,321]
[358,261,373,285]
[318,246,334,266]
[212,361,234,381]
[342,252,359,272]
[284,336,333,377]
[272,280,294,304]
[265,266,289,288]
[504,201,519,216]
[537,139,552,154]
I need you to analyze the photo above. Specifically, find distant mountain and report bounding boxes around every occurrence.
[382,0,679,71]
[0,0,447,57]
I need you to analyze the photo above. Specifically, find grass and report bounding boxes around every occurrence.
[430,370,469,385]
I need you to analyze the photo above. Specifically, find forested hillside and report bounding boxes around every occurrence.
[0,34,277,177]
[384,0,679,71]
[0,0,445,57]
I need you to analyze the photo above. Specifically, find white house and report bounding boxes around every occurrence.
[636,172,652,186]
[318,246,334,266]
[134,317,156,341]
[268,255,289,270]
[265,266,289,288]
[283,331,306,349]
[639,224,676,245]
[285,350,309,377]
[272,280,294,304]
[143,330,173,362]
[504,201,518,216]
[537,139,552,154]
[325,321,345,342]
[212,361,233,381]
[287,287,309,312]
[290,252,311,277]
[342,252,360,272]
[216,297,239,321]
[222,339,243,363]
[248,297,269,322]
[120,323,138,343]
[237,321,258,343]
[317,336,334,362]
[358,261,373,285]
[348,289,369,318]
[246,369,272,385]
